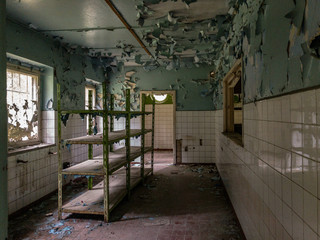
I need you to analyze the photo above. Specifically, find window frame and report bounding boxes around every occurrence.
[222,59,243,145]
[7,63,41,148]
[85,85,97,134]
[85,85,96,110]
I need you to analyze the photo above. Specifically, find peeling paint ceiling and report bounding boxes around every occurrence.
[6,0,230,66]
[145,0,228,23]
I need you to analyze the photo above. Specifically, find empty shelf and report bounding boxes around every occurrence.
[64,129,152,145]
[62,146,153,175]
[62,167,152,215]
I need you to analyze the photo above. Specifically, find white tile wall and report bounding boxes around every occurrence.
[42,111,55,144]
[145,104,174,149]
[113,109,215,164]
[215,89,320,240]
[8,111,104,214]
[176,111,215,163]
[112,116,143,149]
[8,111,58,214]
[61,114,103,164]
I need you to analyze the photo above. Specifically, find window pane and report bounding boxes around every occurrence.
[20,74,27,93]
[7,69,39,144]
[12,72,20,91]
[7,71,12,90]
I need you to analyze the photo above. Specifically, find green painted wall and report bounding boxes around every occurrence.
[6,20,107,110]
[209,0,320,109]
[41,67,54,110]
[109,65,214,111]
[0,1,8,239]
[243,0,320,102]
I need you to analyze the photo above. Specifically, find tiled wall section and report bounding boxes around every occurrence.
[112,116,144,149]
[146,104,174,149]
[176,111,215,164]
[113,110,216,164]
[42,111,55,144]
[8,111,103,214]
[61,114,103,165]
[215,89,320,240]
[8,111,57,214]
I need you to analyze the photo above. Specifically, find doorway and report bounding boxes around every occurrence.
[140,90,176,165]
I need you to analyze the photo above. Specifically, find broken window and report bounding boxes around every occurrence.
[223,59,243,145]
[7,66,40,146]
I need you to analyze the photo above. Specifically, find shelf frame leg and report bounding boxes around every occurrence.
[125,89,131,199]
[110,94,114,152]
[88,90,93,190]
[151,98,155,175]
[103,82,110,222]
[57,84,63,220]
[141,94,146,179]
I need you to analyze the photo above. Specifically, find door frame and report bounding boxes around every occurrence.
[140,90,177,164]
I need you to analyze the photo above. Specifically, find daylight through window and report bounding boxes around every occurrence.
[7,68,39,145]
[152,94,168,103]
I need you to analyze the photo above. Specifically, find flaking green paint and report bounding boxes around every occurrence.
[109,65,214,111]
[236,0,320,104]
[6,20,106,110]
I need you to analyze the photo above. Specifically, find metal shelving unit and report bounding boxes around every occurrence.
[57,83,155,222]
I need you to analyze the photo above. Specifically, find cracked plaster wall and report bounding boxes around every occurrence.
[0,1,8,239]
[108,64,215,111]
[211,0,320,107]
[112,0,320,112]
[6,20,107,110]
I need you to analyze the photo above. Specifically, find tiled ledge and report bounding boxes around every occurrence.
[8,143,55,156]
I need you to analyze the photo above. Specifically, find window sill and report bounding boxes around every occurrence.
[222,132,243,147]
[8,143,56,156]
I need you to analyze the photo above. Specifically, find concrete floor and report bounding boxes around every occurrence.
[8,151,246,240]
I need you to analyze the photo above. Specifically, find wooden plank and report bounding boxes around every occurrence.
[65,129,152,145]
[62,160,105,176]
[60,110,105,114]
[62,176,126,215]
[62,147,152,176]
[62,167,151,215]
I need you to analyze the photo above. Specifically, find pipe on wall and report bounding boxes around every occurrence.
[104,0,153,57]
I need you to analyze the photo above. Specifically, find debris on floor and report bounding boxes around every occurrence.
[143,217,170,226]
[8,155,245,240]
[170,170,179,174]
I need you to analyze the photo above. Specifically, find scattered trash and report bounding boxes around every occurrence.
[45,213,53,217]
[48,223,73,239]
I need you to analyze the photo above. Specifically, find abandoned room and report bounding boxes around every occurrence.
[1,0,320,239]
